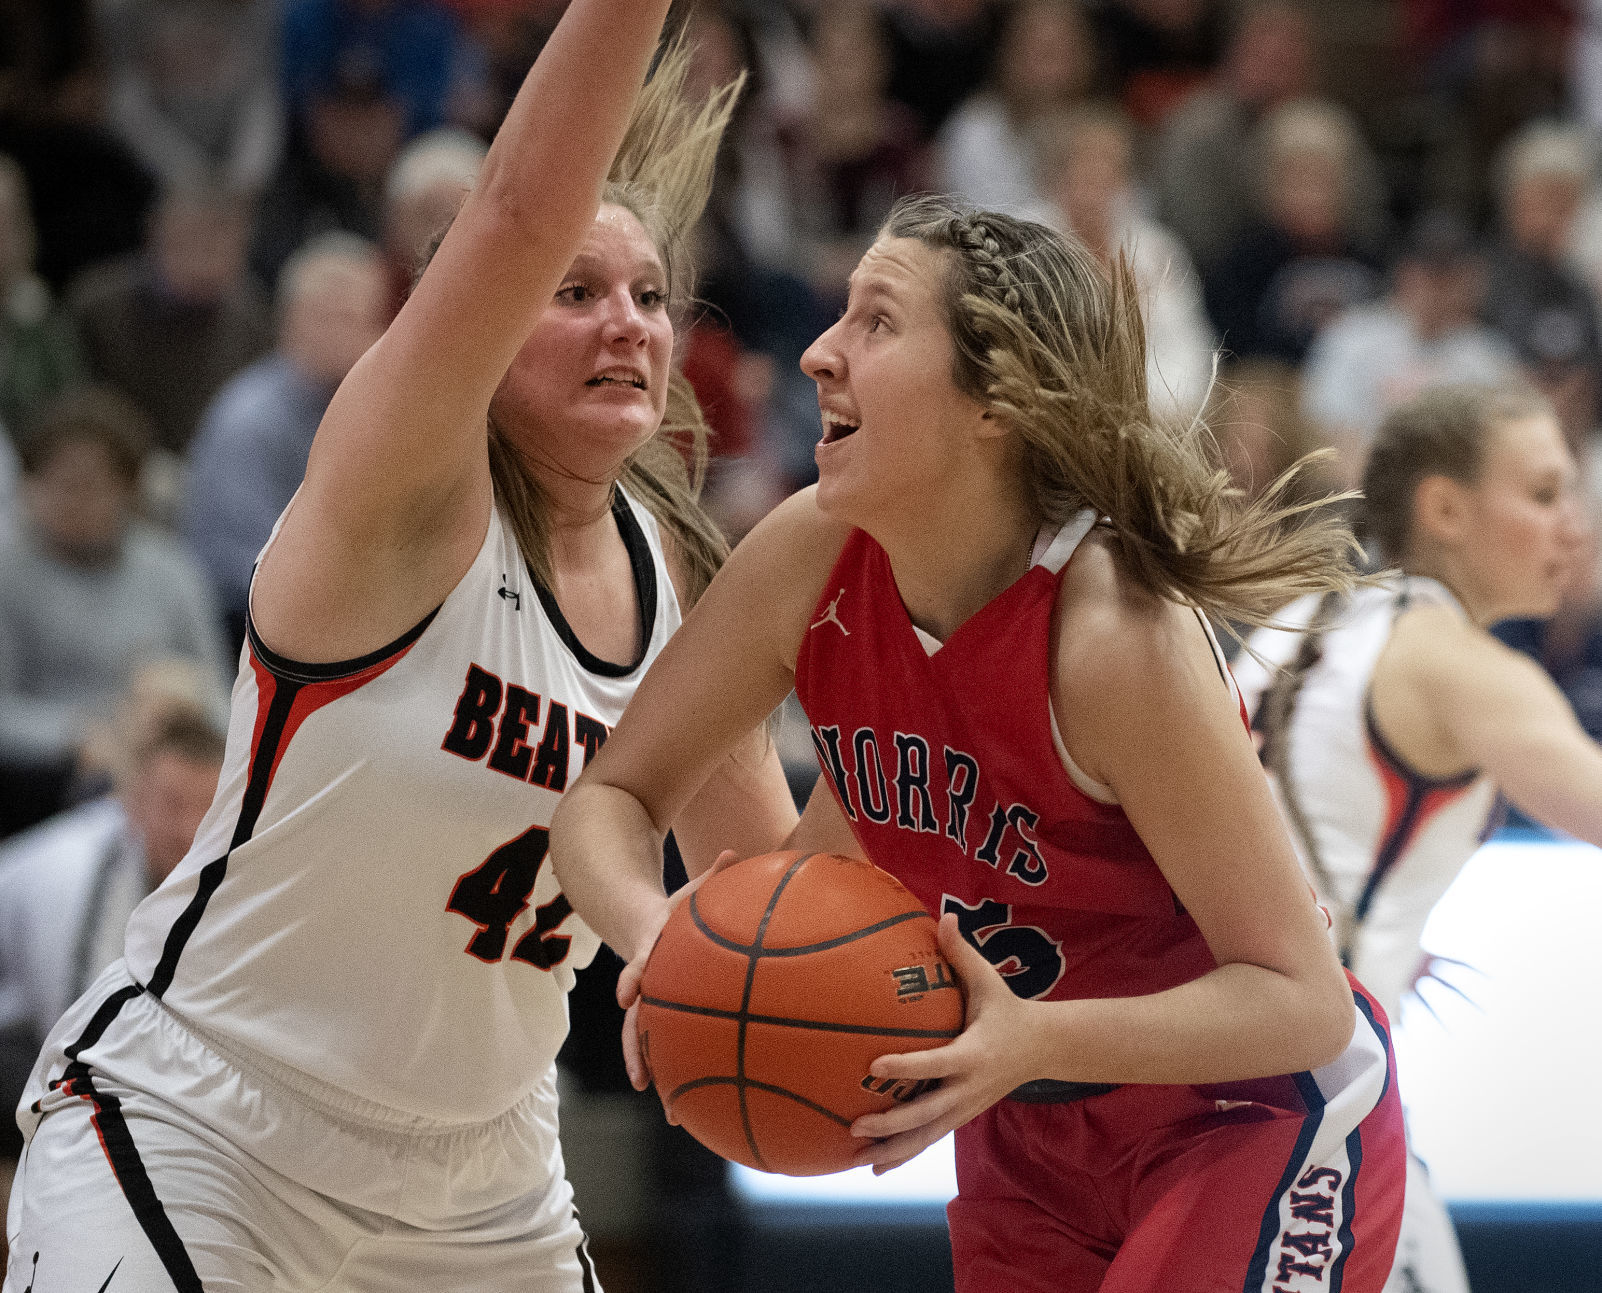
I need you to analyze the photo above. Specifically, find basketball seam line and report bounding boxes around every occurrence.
[638,997,961,1038]
[684,907,933,957]
[664,1075,854,1129]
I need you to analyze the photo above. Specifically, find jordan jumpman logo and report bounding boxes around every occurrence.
[810,589,850,635]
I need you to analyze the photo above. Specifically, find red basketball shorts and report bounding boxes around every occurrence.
[948,986,1405,1293]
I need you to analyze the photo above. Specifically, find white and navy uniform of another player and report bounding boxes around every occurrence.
[4,490,676,1292]
[1233,576,1503,1293]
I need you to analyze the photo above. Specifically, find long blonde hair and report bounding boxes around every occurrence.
[488,37,744,605]
[880,194,1361,627]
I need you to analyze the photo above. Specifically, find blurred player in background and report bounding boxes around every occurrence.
[1235,380,1602,1293]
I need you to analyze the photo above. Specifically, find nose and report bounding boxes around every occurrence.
[800,319,843,383]
[603,287,650,346]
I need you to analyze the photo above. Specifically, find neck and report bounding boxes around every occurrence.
[538,468,621,570]
[870,473,1039,642]
[1402,553,1492,626]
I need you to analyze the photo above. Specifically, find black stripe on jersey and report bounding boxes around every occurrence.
[533,489,657,678]
[145,673,303,998]
[145,609,441,998]
[61,984,144,1067]
[245,603,440,685]
[69,1068,205,1292]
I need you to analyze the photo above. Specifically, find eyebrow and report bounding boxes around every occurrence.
[848,276,901,307]
[566,251,666,281]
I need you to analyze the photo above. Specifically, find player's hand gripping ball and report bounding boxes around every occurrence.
[636,851,965,1175]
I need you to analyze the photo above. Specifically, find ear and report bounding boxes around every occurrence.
[972,403,1008,440]
[1412,473,1472,546]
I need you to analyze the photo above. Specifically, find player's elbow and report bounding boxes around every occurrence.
[1296,975,1358,1071]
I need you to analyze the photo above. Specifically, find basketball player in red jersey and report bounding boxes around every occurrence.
[3,4,798,1290]
[553,196,1407,1291]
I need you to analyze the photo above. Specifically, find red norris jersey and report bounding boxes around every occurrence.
[794,515,1218,1004]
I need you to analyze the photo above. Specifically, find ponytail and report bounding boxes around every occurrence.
[881,194,1362,631]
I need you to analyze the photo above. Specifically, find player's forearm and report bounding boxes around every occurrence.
[475,0,673,237]
[550,781,673,964]
[1030,962,1356,1086]
[1484,726,1602,847]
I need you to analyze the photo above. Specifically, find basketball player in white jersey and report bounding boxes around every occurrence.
[2,5,797,1290]
[1232,381,1602,1293]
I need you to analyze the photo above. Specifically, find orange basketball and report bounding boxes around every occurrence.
[636,850,965,1176]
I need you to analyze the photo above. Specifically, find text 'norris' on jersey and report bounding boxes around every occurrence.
[442,662,611,790]
[810,723,1052,887]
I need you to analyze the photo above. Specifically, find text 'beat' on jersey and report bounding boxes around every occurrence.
[101,490,678,1126]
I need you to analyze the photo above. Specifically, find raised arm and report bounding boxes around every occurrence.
[252,0,674,661]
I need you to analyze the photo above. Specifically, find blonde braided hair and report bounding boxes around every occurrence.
[882,194,1361,629]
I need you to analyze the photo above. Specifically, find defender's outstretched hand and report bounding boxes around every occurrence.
[848,914,1044,1174]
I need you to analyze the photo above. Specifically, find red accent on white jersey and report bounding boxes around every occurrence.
[1233,578,1502,1021]
[118,493,679,1124]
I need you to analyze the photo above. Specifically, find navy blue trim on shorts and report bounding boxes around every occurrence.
[1329,1125,1364,1293]
[1242,1069,1328,1292]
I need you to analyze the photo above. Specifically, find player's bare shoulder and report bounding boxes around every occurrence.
[1381,599,1534,707]
[695,486,853,671]
[1053,525,1218,697]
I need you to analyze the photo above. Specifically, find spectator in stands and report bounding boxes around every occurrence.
[379,125,484,319]
[936,0,1096,217]
[99,0,284,198]
[249,55,406,289]
[182,233,388,651]
[1210,357,1334,503]
[0,389,228,836]
[0,694,226,1169]
[1300,210,1520,485]
[1155,1,1388,275]
[0,154,83,443]
[880,0,1005,140]
[0,2,158,296]
[1203,97,1387,365]
[281,0,479,142]
[67,182,271,480]
[780,1,930,307]
[1030,102,1215,420]
[1089,0,1229,127]
[1484,121,1602,448]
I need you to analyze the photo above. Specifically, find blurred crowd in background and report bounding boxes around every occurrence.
[5,2,1602,1283]
[5,0,1602,838]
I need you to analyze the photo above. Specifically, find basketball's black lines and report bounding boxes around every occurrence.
[666,853,949,1173]
[687,904,931,957]
[666,1076,853,1129]
[734,853,811,1171]
[639,995,961,1039]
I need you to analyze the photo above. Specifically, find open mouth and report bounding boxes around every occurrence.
[821,411,860,444]
[587,371,647,390]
